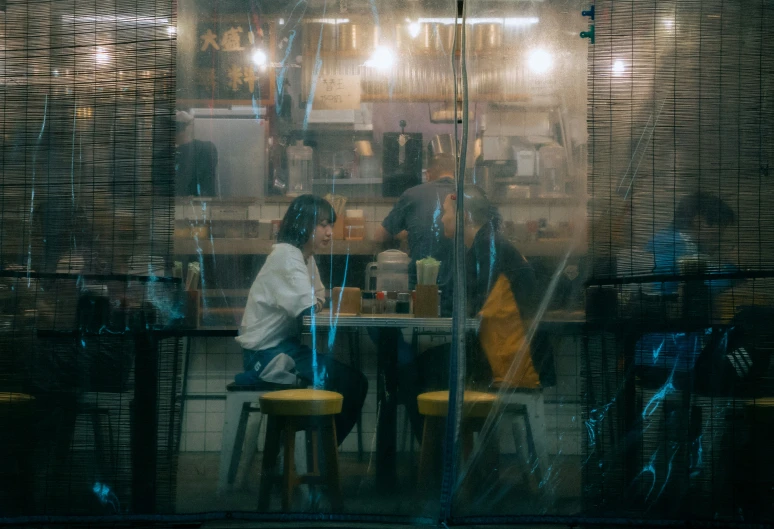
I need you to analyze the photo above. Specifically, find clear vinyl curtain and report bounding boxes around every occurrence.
[7,0,774,525]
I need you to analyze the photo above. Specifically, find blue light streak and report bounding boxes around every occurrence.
[92,482,120,513]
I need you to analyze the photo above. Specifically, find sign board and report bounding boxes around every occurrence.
[311,75,361,111]
[192,19,272,103]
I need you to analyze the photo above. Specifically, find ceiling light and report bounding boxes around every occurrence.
[365,46,395,71]
[527,48,553,74]
[612,60,625,76]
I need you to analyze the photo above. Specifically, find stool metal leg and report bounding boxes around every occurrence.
[237,411,263,488]
[227,404,252,486]
[219,393,251,493]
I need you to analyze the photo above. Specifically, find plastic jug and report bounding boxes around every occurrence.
[287,140,313,196]
[375,250,410,292]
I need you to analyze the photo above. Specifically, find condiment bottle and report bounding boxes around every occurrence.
[361,291,376,314]
[396,292,411,314]
[375,291,386,314]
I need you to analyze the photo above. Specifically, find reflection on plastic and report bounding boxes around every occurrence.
[92,482,120,513]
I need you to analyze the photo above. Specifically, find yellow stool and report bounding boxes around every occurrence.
[257,389,343,511]
[416,390,497,486]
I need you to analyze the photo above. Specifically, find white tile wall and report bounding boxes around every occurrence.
[260,204,280,220]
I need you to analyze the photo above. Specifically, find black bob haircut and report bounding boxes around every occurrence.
[277,194,337,249]
[674,192,736,231]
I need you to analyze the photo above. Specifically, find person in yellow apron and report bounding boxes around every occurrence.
[441,185,555,389]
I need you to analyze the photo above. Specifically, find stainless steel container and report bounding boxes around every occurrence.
[436,24,461,54]
[337,22,378,53]
[471,23,503,52]
[303,22,337,53]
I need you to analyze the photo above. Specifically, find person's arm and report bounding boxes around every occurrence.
[373,224,392,243]
[308,256,326,308]
[272,258,318,318]
[378,193,411,243]
[373,226,408,243]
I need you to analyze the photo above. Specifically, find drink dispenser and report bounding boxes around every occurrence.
[287,140,313,196]
[375,250,410,292]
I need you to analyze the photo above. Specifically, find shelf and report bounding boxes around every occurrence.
[174,238,382,256]
[173,237,585,257]
[312,178,383,185]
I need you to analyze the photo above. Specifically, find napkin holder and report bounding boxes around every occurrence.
[331,287,361,315]
[413,285,439,318]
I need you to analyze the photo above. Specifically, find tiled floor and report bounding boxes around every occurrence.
[175,451,582,518]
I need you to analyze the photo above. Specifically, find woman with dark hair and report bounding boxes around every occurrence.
[235,194,367,444]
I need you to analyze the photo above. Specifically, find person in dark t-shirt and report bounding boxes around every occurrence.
[175,110,218,197]
[374,153,456,315]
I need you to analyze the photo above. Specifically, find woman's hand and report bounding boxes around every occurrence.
[314,300,323,312]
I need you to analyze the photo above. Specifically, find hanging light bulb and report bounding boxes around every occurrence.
[252,49,268,67]
[527,48,553,74]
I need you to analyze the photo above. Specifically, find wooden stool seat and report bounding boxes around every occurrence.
[259,389,343,416]
[0,392,34,404]
[417,390,497,418]
[416,391,498,488]
[258,389,344,512]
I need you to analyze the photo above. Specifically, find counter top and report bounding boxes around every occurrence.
[174,195,586,207]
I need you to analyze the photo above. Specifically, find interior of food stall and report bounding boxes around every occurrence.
[169,0,588,515]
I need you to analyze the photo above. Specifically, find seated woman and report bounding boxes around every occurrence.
[235,194,368,443]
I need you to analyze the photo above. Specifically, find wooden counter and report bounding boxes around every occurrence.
[175,195,585,207]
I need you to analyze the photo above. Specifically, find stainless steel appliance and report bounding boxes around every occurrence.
[191,108,268,197]
[382,121,422,197]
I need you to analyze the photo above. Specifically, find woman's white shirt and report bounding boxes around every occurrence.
[236,243,325,351]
